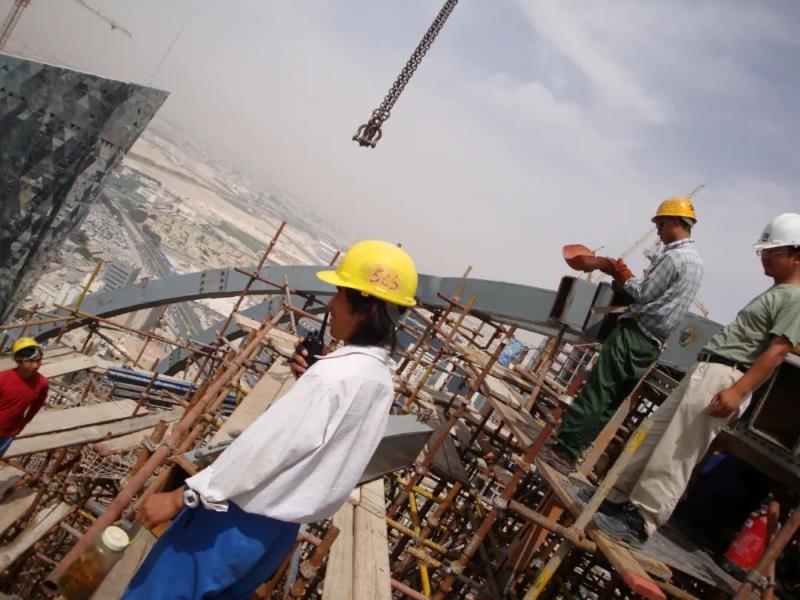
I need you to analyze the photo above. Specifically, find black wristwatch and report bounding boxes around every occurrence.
[183,488,200,509]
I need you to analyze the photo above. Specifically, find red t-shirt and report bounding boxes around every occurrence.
[0,368,49,437]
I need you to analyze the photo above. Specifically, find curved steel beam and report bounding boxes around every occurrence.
[29,266,564,337]
[28,265,722,375]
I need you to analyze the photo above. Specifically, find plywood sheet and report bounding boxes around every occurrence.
[6,408,183,458]
[17,400,140,438]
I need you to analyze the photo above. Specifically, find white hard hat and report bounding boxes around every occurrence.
[753,213,800,251]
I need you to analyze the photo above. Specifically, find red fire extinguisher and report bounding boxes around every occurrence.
[723,499,771,576]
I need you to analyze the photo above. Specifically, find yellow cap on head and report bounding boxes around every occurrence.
[11,337,42,360]
[317,240,418,307]
[652,197,697,223]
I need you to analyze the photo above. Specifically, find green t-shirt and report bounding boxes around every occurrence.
[703,284,800,365]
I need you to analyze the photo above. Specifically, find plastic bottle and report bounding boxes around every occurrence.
[57,525,130,600]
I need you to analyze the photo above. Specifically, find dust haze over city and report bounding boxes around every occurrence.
[4,3,800,598]
[4,0,800,323]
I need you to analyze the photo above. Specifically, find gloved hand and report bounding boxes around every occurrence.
[609,258,633,288]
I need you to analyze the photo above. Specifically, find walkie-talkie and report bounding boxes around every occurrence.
[299,311,329,368]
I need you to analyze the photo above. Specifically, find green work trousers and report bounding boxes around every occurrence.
[556,319,660,459]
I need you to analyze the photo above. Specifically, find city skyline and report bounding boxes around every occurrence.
[3,0,799,323]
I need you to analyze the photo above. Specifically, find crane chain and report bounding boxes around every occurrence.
[353,0,460,148]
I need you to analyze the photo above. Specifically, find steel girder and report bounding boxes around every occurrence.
[27,265,722,374]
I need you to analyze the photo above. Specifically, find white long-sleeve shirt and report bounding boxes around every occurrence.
[186,345,394,523]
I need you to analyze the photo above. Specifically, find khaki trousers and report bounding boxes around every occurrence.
[609,361,751,535]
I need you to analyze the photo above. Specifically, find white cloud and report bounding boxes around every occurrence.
[516,0,669,123]
[472,74,642,186]
[5,0,797,324]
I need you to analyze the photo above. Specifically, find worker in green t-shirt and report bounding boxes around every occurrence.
[593,213,800,547]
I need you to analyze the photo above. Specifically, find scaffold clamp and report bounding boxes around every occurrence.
[299,561,318,580]
[448,561,465,575]
[745,569,774,590]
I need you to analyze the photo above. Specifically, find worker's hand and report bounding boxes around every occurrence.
[610,258,634,288]
[137,488,185,529]
[290,341,310,378]
[291,339,332,377]
[706,386,743,418]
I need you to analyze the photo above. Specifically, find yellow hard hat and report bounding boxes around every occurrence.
[652,197,697,223]
[317,240,418,307]
[11,337,42,359]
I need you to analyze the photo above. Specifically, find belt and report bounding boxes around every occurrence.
[697,351,749,371]
[621,318,665,347]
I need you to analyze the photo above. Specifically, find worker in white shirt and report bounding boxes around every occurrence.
[122,240,418,600]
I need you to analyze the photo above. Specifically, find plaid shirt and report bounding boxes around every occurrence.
[621,239,703,344]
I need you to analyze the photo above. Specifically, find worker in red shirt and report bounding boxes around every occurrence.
[0,337,49,458]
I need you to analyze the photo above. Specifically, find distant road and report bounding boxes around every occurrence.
[111,197,202,341]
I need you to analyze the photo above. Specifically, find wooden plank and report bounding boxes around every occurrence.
[535,459,672,583]
[90,530,157,600]
[0,502,74,569]
[454,342,535,392]
[629,548,673,582]
[40,354,102,378]
[481,375,525,409]
[94,426,163,455]
[171,453,199,476]
[592,531,667,600]
[353,479,391,600]
[489,396,542,448]
[210,360,294,445]
[5,408,184,458]
[322,502,355,600]
[0,350,103,379]
[17,400,141,438]
[578,395,633,476]
[0,347,75,371]
[0,464,25,499]
[533,500,565,554]
[0,489,37,537]
[532,444,667,600]
[234,314,300,357]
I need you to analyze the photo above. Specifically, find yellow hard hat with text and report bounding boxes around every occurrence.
[11,337,42,358]
[652,197,697,223]
[317,240,418,307]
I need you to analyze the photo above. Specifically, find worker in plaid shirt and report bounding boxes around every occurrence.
[543,198,704,475]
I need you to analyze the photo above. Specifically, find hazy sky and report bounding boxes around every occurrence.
[4,0,799,323]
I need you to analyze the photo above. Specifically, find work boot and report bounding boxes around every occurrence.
[592,502,648,547]
[569,482,626,516]
[539,445,576,476]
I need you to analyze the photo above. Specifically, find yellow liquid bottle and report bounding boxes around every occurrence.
[57,526,130,600]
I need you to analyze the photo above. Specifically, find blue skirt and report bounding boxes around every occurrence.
[0,436,13,457]
[122,503,299,600]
